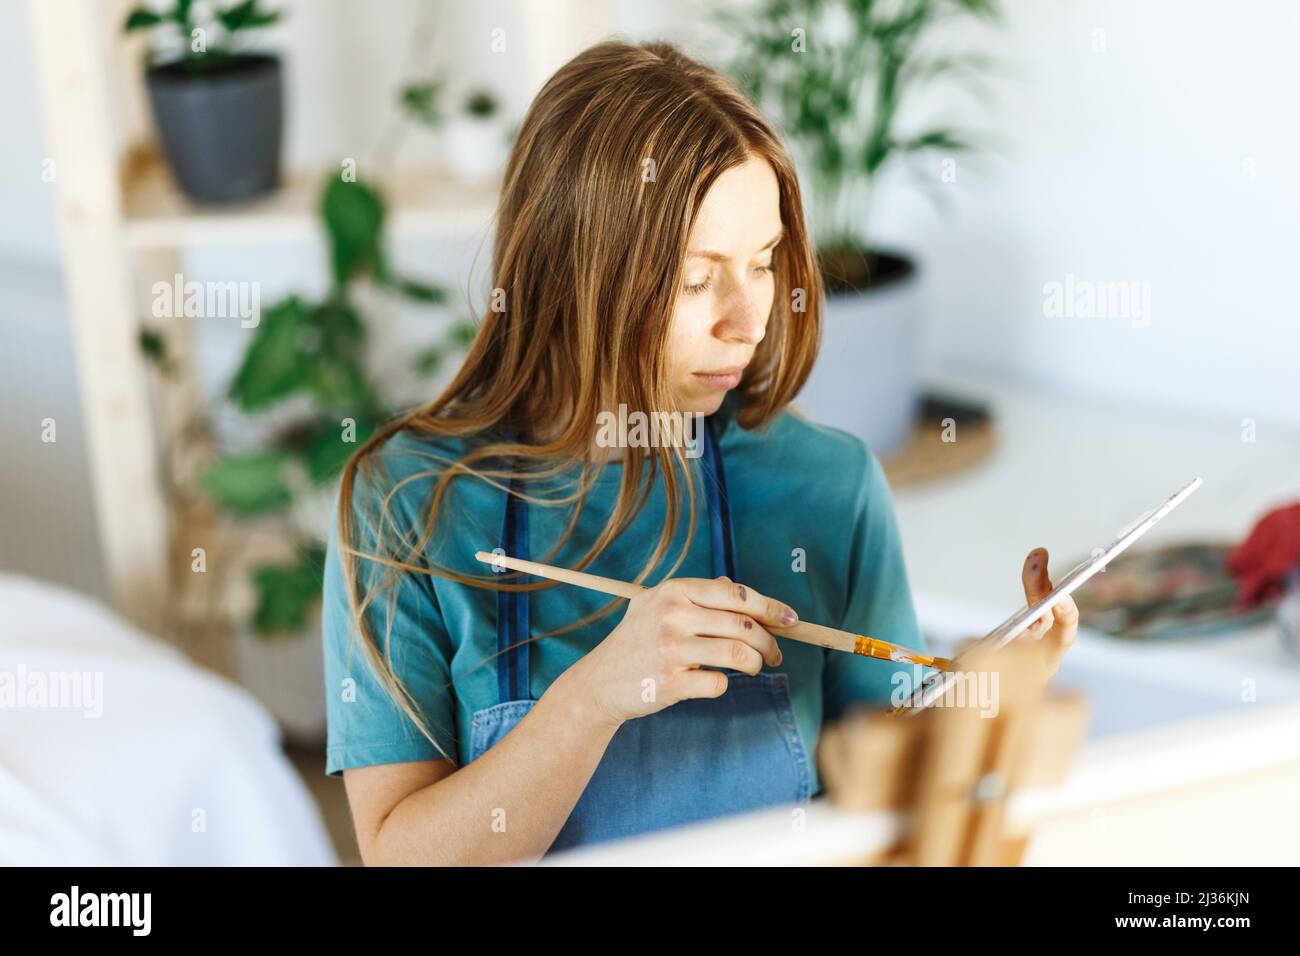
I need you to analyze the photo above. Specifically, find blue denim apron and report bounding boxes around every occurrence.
[468,418,813,853]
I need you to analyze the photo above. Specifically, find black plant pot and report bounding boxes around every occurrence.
[145,54,283,204]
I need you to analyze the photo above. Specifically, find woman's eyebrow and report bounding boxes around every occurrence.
[687,227,785,261]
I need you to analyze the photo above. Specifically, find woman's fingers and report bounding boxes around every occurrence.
[669,577,799,630]
[1025,610,1053,640]
[1051,596,1079,648]
[679,635,765,675]
[683,607,781,668]
[675,668,730,700]
[1013,547,1081,676]
[1019,544,1079,639]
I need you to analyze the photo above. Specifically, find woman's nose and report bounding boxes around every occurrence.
[716,278,767,345]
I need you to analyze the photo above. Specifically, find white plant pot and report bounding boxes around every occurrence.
[443,115,507,184]
[796,259,923,455]
[232,619,327,744]
[228,484,339,744]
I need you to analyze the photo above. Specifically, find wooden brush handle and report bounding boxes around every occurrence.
[472,550,946,668]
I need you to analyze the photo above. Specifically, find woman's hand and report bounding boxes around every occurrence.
[1018,546,1079,677]
[559,576,794,729]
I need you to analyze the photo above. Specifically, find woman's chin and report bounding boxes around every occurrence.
[674,390,727,417]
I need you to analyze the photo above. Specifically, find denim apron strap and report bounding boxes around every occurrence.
[495,415,734,703]
[699,414,738,582]
[496,445,532,704]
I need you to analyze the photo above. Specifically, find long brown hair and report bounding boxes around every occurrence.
[336,39,824,761]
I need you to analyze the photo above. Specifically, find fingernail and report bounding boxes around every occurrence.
[738,585,748,602]
[782,607,798,625]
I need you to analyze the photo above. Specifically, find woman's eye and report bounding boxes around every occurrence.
[681,263,775,296]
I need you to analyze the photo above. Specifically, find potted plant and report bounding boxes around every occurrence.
[443,87,509,185]
[715,0,999,453]
[124,0,284,204]
[141,171,476,739]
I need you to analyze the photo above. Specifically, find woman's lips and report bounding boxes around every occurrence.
[692,367,745,390]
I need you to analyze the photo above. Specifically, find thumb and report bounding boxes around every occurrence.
[1023,547,1052,604]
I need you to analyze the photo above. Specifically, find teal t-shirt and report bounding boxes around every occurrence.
[321,399,928,796]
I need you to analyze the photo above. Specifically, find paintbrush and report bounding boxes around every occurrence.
[473,550,952,670]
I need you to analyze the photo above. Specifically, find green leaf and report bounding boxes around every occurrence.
[399,80,444,129]
[228,296,311,411]
[709,0,1001,245]
[201,449,293,515]
[314,299,365,349]
[320,176,386,290]
[449,320,478,349]
[250,547,326,635]
[306,352,375,415]
[949,0,1000,20]
[123,8,163,30]
[897,129,972,153]
[387,276,447,304]
[139,328,165,361]
[138,327,170,370]
[464,88,498,117]
[217,0,280,32]
[303,417,375,484]
[412,346,444,378]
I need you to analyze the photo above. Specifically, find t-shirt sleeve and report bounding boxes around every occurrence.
[821,446,929,720]
[322,464,458,776]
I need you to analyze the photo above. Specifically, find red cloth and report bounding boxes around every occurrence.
[1226,502,1300,609]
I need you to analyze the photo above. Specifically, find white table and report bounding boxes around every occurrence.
[894,369,1300,632]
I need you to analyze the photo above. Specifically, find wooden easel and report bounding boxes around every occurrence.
[817,640,1090,866]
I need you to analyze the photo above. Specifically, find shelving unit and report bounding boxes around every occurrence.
[121,150,501,249]
[26,0,610,647]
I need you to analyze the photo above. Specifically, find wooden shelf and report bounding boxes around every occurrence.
[122,154,501,249]
[27,0,581,638]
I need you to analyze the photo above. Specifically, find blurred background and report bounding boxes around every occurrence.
[2,0,1298,866]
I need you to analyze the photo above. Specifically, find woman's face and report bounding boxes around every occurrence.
[666,154,784,415]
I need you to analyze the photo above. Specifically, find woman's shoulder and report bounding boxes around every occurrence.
[339,423,506,572]
[362,424,475,476]
[723,400,881,502]
[345,424,494,519]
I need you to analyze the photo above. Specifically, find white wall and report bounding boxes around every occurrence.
[0,1,103,596]
[0,0,61,263]
[862,0,1300,430]
[633,0,1300,430]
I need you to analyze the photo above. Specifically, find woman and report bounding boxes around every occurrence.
[323,39,1078,866]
